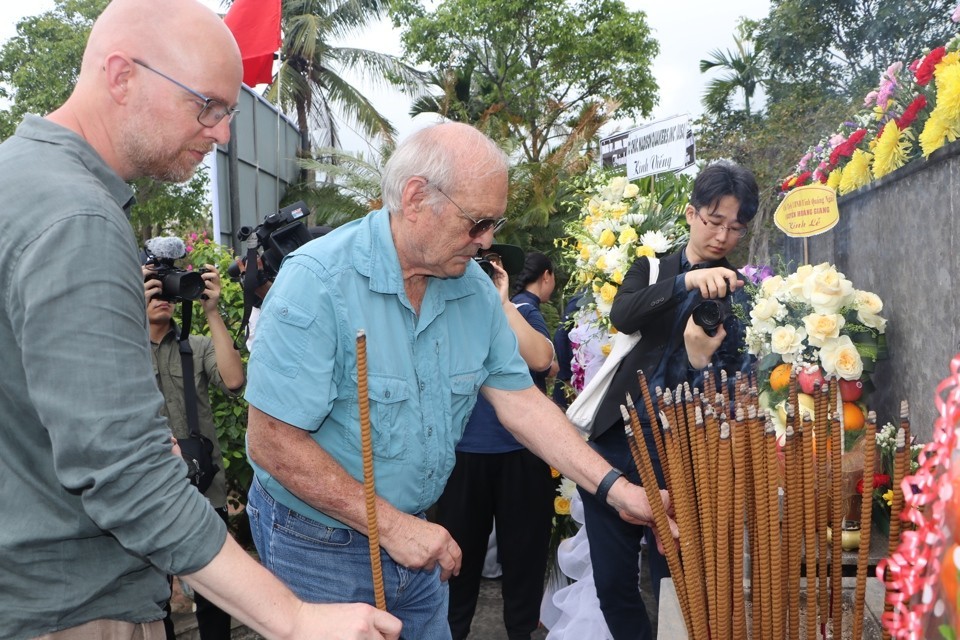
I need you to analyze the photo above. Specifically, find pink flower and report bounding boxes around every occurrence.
[185,245,194,253]
[952,2,960,22]
[798,152,812,170]
[863,90,878,107]
[189,232,198,241]
[829,133,846,148]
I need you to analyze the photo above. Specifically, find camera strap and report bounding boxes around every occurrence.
[238,238,261,346]
[177,301,202,440]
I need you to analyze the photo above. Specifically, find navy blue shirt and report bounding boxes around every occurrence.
[456,290,551,453]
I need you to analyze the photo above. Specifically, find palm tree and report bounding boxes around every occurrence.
[699,21,765,118]
[267,0,425,161]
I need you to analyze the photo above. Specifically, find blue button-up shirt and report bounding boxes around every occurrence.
[246,208,533,528]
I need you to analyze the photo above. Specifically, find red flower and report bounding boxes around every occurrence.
[915,47,946,86]
[781,176,795,192]
[829,129,867,166]
[795,171,812,186]
[896,95,928,130]
[856,473,892,494]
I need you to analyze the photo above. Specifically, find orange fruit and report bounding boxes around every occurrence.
[842,402,865,431]
[769,363,792,392]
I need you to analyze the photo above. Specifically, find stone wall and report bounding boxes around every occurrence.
[783,141,960,441]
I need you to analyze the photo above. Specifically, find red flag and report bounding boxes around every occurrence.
[224,0,281,87]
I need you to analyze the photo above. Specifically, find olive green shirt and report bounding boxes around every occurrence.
[152,325,242,508]
[0,116,227,639]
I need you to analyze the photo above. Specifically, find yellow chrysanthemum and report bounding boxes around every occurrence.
[826,168,842,191]
[579,245,591,261]
[554,496,571,516]
[635,245,655,258]
[618,226,638,245]
[583,215,594,227]
[838,149,873,195]
[587,201,601,216]
[935,59,960,123]
[599,282,618,304]
[873,120,911,179]
[610,203,629,219]
[918,110,960,157]
[612,269,624,285]
[598,229,616,248]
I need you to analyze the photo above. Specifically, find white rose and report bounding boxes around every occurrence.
[819,335,863,380]
[770,325,807,362]
[750,297,784,324]
[623,183,640,199]
[801,264,855,313]
[802,312,845,347]
[760,275,786,298]
[857,311,887,332]
[638,230,670,253]
[601,177,628,201]
[854,290,883,315]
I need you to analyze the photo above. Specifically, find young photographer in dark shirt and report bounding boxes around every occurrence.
[580,160,759,640]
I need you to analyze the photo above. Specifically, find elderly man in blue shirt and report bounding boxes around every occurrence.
[244,122,677,638]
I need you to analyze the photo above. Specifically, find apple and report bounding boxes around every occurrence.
[838,378,864,402]
[798,366,825,394]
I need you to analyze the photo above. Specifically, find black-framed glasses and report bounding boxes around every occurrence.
[694,210,748,239]
[431,183,508,238]
[132,58,238,128]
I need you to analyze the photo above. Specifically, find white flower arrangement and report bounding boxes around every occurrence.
[746,262,887,380]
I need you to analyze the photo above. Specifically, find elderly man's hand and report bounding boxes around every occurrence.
[380,513,462,581]
[610,483,679,553]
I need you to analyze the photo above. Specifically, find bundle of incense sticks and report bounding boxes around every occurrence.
[624,365,886,639]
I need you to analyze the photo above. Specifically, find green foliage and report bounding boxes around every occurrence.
[292,145,390,226]
[0,0,108,140]
[395,0,659,164]
[129,169,212,243]
[268,0,425,161]
[178,234,252,504]
[756,0,958,98]
[699,20,765,118]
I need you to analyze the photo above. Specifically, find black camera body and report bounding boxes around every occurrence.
[474,254,499,277]
[691,295,732,337]
[141,237,206,303]
[231,201,313,281]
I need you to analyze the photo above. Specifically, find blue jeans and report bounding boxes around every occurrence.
[247,477,450,640]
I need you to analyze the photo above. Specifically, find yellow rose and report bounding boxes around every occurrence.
[612,270,624,285]
[588,200,601,216]
[802,312,845,347]
[580,246,591,261]
[554,496,571,516]
[599,282,618,303]
[610,203,629,219]
[601,343,612,357]
[750,297,783,323]
[618,226,638,245]
[635,245,655,258]
[598,229,616,248]
[595,255,607,271]
[819,335,863,380]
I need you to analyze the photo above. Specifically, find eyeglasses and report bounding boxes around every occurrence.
[431,183,508,238]
[694,210,748,239]
[132,59,238,128]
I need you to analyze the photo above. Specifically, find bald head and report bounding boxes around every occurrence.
[82,0,241,82]
[51,0,243,181]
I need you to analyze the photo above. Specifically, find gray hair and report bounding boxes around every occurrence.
[380,123,508,214]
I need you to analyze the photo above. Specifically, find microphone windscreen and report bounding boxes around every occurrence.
[145,236,187,260]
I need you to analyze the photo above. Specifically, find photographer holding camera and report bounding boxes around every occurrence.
[581,160,759,640]
[143,239,244,640]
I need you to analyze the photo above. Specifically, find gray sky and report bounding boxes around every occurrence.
[1,0,771,152]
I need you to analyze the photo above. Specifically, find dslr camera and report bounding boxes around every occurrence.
[227,201,313,282]
[691,294,732,337]
[141,237,206,302]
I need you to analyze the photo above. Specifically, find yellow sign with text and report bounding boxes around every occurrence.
[774,184,840,237]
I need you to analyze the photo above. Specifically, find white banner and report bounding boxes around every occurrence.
[619,114,695,180]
